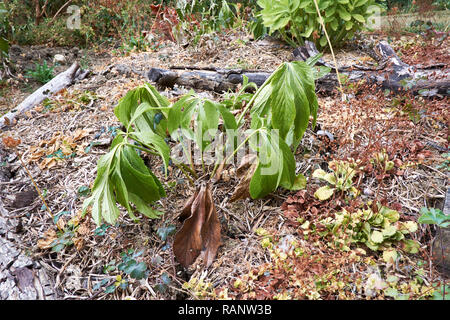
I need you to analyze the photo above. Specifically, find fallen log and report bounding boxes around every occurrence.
[148,67,271,93]
[294,40,450,97]
[0,62,89,129]
[147,41,449,98]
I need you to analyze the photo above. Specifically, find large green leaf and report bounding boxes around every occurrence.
[82,142,165,226]
[82,145,121,225]
[249,61,318,149]
[248,129,296,199]
[131,130,170,175]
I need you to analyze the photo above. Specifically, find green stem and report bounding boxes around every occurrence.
[179,162,198,179]
[173,161,195,186]
[124,143,159,157]
[312,0,344,98]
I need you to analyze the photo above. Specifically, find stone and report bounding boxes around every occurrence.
[53,54,67,64]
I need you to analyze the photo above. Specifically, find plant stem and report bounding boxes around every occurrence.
[172,161,195,186]
[209,128,262,182]
[124,143,159,157]
[312,0,344,99]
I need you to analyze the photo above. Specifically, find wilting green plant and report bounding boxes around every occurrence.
[257,0,384,49]
[83,58,328,226]
[313,159,361,200]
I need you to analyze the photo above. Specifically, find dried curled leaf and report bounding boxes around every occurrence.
[230,154,257,202]
[2,136,21,149]
[173,184,221,268]
[37,229,57,250]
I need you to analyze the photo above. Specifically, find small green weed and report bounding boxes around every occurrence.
[25,61,55,84]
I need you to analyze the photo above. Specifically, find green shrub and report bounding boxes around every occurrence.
[257,0,384,49]
[83,59,328,226]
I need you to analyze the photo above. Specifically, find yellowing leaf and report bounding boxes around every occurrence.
[291,173,307,191]
[314,186,335,201]
[382,249,398,264]
[371,230,384,243]
[401,221,418,233]
[312,168,327,179]
[382,225,397,237]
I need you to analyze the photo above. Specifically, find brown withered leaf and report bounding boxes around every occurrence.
[38,157,58,170]
[2,136,21,149]
[37,229,57,250]
[178,189,199,221]
[235,154,257,178]
[230,154,257,202]
[173,184,221,268]
[213,160,226,182]
[199,186,221,266]
[72,128,93,142]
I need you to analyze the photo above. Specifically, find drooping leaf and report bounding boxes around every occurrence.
[248,129,296,199]
[173,184,221,268]
[249,61,318,148]
[114,83,169,137]
[82,142,165,226]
